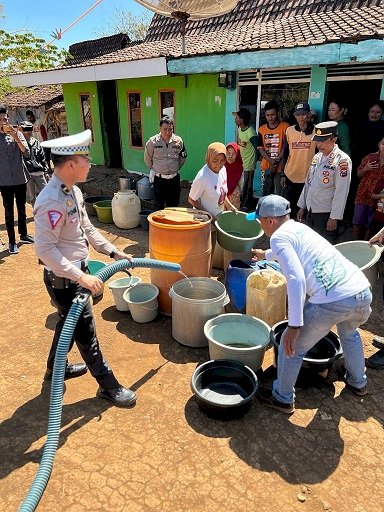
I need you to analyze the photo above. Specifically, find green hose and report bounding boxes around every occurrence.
[19,258,181,512]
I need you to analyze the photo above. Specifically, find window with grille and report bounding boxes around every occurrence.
[128,92,143,148]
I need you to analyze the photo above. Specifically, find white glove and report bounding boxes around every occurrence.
[149,169,155,184]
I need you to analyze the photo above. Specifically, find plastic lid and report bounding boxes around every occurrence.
[150,209,211,226]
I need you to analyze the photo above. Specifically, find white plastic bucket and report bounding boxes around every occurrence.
[204,313,271,372]
[170,277,229,347]
[123,283,159,323]
[108,276,142,312]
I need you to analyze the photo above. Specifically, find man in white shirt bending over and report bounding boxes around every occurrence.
[250,195,372,414]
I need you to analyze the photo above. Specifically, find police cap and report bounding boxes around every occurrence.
[312,121,338,142]
[41,129,92,155]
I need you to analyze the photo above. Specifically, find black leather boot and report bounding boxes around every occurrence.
[96,386,137,407]
[44,363,88,381]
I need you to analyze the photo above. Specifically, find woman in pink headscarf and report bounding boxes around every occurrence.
[225,142,243,209]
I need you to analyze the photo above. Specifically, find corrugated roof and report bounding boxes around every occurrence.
[67,32,132,65]
[2,85,63,108]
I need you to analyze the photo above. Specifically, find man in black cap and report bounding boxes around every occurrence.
[232,107,257,211]
[297,121,352,243]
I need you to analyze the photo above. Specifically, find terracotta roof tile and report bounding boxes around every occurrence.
[2,85,63,108]
[12,5,384,76]
[145,0,383,41]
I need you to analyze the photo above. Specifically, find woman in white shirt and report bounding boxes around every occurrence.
[188,142,237,270]
[188,142,237,219]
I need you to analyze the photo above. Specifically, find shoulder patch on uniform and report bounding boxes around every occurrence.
[48,210,62,229]
[339,161,349,170]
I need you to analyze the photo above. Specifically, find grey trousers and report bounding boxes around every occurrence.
[27,173,47,206]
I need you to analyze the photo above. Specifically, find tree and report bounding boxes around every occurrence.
[0,30,67,99]
[95,5,152,41]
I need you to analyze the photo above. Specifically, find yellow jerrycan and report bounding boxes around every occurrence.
[246,269,287,326]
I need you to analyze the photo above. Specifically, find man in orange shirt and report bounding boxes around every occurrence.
[280,102,316,217]
[258,101,290,196]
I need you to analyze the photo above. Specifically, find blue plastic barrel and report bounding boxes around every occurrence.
[225,259,281,313]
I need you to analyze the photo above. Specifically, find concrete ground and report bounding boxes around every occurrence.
[1,172,384,512]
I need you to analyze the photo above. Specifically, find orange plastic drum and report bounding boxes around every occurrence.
[148,208,212,315]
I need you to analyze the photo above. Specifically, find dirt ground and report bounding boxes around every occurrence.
[1,166,384,512]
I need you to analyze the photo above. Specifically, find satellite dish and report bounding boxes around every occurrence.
[135,0,239,52]
[135,1,239,19]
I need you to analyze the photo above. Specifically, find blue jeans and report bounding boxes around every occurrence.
[273,287,372,404]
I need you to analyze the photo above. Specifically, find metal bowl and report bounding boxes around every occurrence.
[190,359,258,419]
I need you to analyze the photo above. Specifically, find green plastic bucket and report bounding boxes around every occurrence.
[94,200,113,223]
[215,211,264,252]
[88,260,107,298]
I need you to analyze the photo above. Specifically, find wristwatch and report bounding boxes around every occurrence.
[109,250,116,259]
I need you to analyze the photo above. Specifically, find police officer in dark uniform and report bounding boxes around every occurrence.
[34,130,136,407]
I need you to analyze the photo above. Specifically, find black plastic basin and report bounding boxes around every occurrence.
[271,320,343,367]
[190,359,258,419]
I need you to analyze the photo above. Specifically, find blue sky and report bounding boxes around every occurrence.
[1,0,150,49]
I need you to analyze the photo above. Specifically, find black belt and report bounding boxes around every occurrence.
[38,259,88,271]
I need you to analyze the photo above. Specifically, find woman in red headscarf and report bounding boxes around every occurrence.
[225,142,243,209]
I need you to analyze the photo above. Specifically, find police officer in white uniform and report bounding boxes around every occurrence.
[144,118,187,211]
[297,121,352,243]
[34,130,136,407]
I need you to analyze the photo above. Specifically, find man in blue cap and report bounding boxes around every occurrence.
[34,129,137,407]
[251,194,371,413]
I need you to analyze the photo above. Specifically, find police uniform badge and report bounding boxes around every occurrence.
[48,210,63,229]
[316,129,322,135]
[339,160,349,177]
